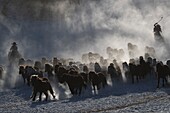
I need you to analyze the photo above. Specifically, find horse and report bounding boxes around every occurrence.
[156,62,169,88]
[30,75,55,101]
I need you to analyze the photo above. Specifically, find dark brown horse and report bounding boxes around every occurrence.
[19,66,39,86]
[62,73,86,95]
[156,62,169,88]
[30,75,55,101]
[89,71,107,93]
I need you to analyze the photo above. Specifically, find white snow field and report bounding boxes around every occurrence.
[0,74,170,113]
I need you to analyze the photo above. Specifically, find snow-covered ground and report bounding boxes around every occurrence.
[0,74,170,113]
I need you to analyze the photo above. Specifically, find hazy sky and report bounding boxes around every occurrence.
[0,0,170,63]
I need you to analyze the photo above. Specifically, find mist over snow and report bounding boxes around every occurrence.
[0,0,170,62]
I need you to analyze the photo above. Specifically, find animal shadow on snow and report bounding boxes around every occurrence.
[14,85,32,100]
[159,80,170,95]
[63,75,160,103]
[30,99,57,108]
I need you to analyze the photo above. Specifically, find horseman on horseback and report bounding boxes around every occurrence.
[10,42,18,51]
[8,42,21,64]
[153,17,164,43]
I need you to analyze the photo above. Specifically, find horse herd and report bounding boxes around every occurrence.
[13,55,170,101]
[1,53,170,101]
[19,62,108,101]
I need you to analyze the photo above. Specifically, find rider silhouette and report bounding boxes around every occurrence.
[153,23,164,42]
[8,42,21,64]
[153,23,162,36]
[10,42,18,51]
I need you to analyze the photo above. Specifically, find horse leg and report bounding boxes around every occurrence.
[97,83,101,90]
[162,77,166,87]
[27,77,30,86]
[30,88,35,98]
[162,78,164,87]
[79,87,82,96]
[92,84,96,94]
[70,87,75,95]
[157,77,160,88]
[23,78,26,84]
[22,75,25,84]
[132,75,134,84]
[32,91,37,101]
[136,75,139,83]
[39,92,42,101]
[49,87,55,99]
[102,78,107,88]
[165,76,168,85]
[44,92,48,101]
[74,88,77,95]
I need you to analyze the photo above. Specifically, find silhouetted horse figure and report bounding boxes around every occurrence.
[129,63,140,84]
[19,66,26,83]
[122,62,130,79]
[30,75,55,101]
[55,66,68,83]
[139,56,151,79]
[156,62,169,88]
[89,71,107,93]
[80,72,88,85]
[19,66,38,86]
[8,50,21,64]
[45,63,54,80]
[62,73,85,95]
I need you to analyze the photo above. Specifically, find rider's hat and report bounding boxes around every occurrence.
[12,42,17,45]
